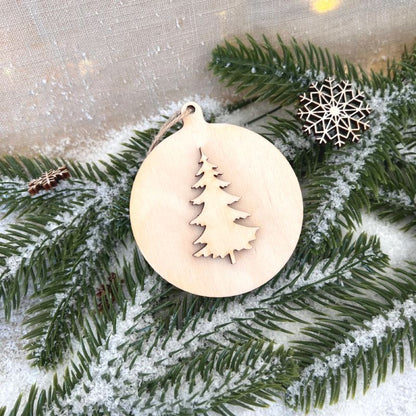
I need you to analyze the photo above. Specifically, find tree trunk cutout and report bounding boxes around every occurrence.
[190,148,259,264]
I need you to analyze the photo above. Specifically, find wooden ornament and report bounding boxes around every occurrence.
[28,165,70,195]
[130,102,303,297]
[297,78,371,148]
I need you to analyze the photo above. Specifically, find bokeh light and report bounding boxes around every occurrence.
[310,0,341,13]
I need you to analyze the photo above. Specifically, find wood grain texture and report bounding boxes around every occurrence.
[130,102,303,297]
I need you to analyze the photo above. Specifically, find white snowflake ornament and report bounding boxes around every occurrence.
[298,78,372,148]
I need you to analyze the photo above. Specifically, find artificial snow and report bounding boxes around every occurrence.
[0,297,69,410]
[286,297,416,404]
[235,350,416,416]
[356,212,416,267]
[30,96,225,163]
[273,130,312,161]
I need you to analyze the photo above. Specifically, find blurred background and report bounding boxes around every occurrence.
[0,0,415,155]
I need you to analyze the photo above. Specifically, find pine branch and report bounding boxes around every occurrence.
[389,42,416,83]
[136,341,298,416]
[209,35,392,107]
[286,265,416,411]
[40,238,404,415]
[298,89,416,254]
[0,179,95,219]
[2,248,147,416]
[264,112,331,178]
[46,285,298,416]
[0,181,117,317]
[2,37,416,415]
[0,155,109,185]
[20,195,135,367]
[211,35,416,256]
[209,35,416,258]
[29,232,385,415]
[373,121,416,233]
[129,232,384,348]
[373,168,416,233]
[0,123,198,372]
[22,207,103,367]
[0,128,156,367]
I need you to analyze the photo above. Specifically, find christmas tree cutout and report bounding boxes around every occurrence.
[190,148,259,264]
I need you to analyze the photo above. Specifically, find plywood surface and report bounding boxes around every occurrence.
[130,103,303,297]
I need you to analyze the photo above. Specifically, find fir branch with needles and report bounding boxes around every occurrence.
[1,35,416,416]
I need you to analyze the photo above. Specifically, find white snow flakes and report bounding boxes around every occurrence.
[298,78,372,148]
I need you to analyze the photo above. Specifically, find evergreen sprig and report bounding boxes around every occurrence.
[209,35,393,107]
[1,35,416,415]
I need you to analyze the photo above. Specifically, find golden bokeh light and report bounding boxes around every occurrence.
[310,0,341,13]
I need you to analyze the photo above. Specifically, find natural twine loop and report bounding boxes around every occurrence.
[148,105,195,154]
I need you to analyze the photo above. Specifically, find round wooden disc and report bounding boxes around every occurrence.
[130,102,303,297]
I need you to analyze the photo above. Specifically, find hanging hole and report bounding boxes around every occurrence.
[180,102,201,121]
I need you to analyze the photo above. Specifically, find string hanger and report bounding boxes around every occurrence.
[148,104,195,154]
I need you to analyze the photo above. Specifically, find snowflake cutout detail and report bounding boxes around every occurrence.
[28,166,70,195]
[297,78,372,148]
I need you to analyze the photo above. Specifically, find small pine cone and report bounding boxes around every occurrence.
[28,165,70,195]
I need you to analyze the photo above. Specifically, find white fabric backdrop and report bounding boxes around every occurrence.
[0,0,415,155]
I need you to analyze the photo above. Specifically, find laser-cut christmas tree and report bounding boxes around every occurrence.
[190,148,259,264]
